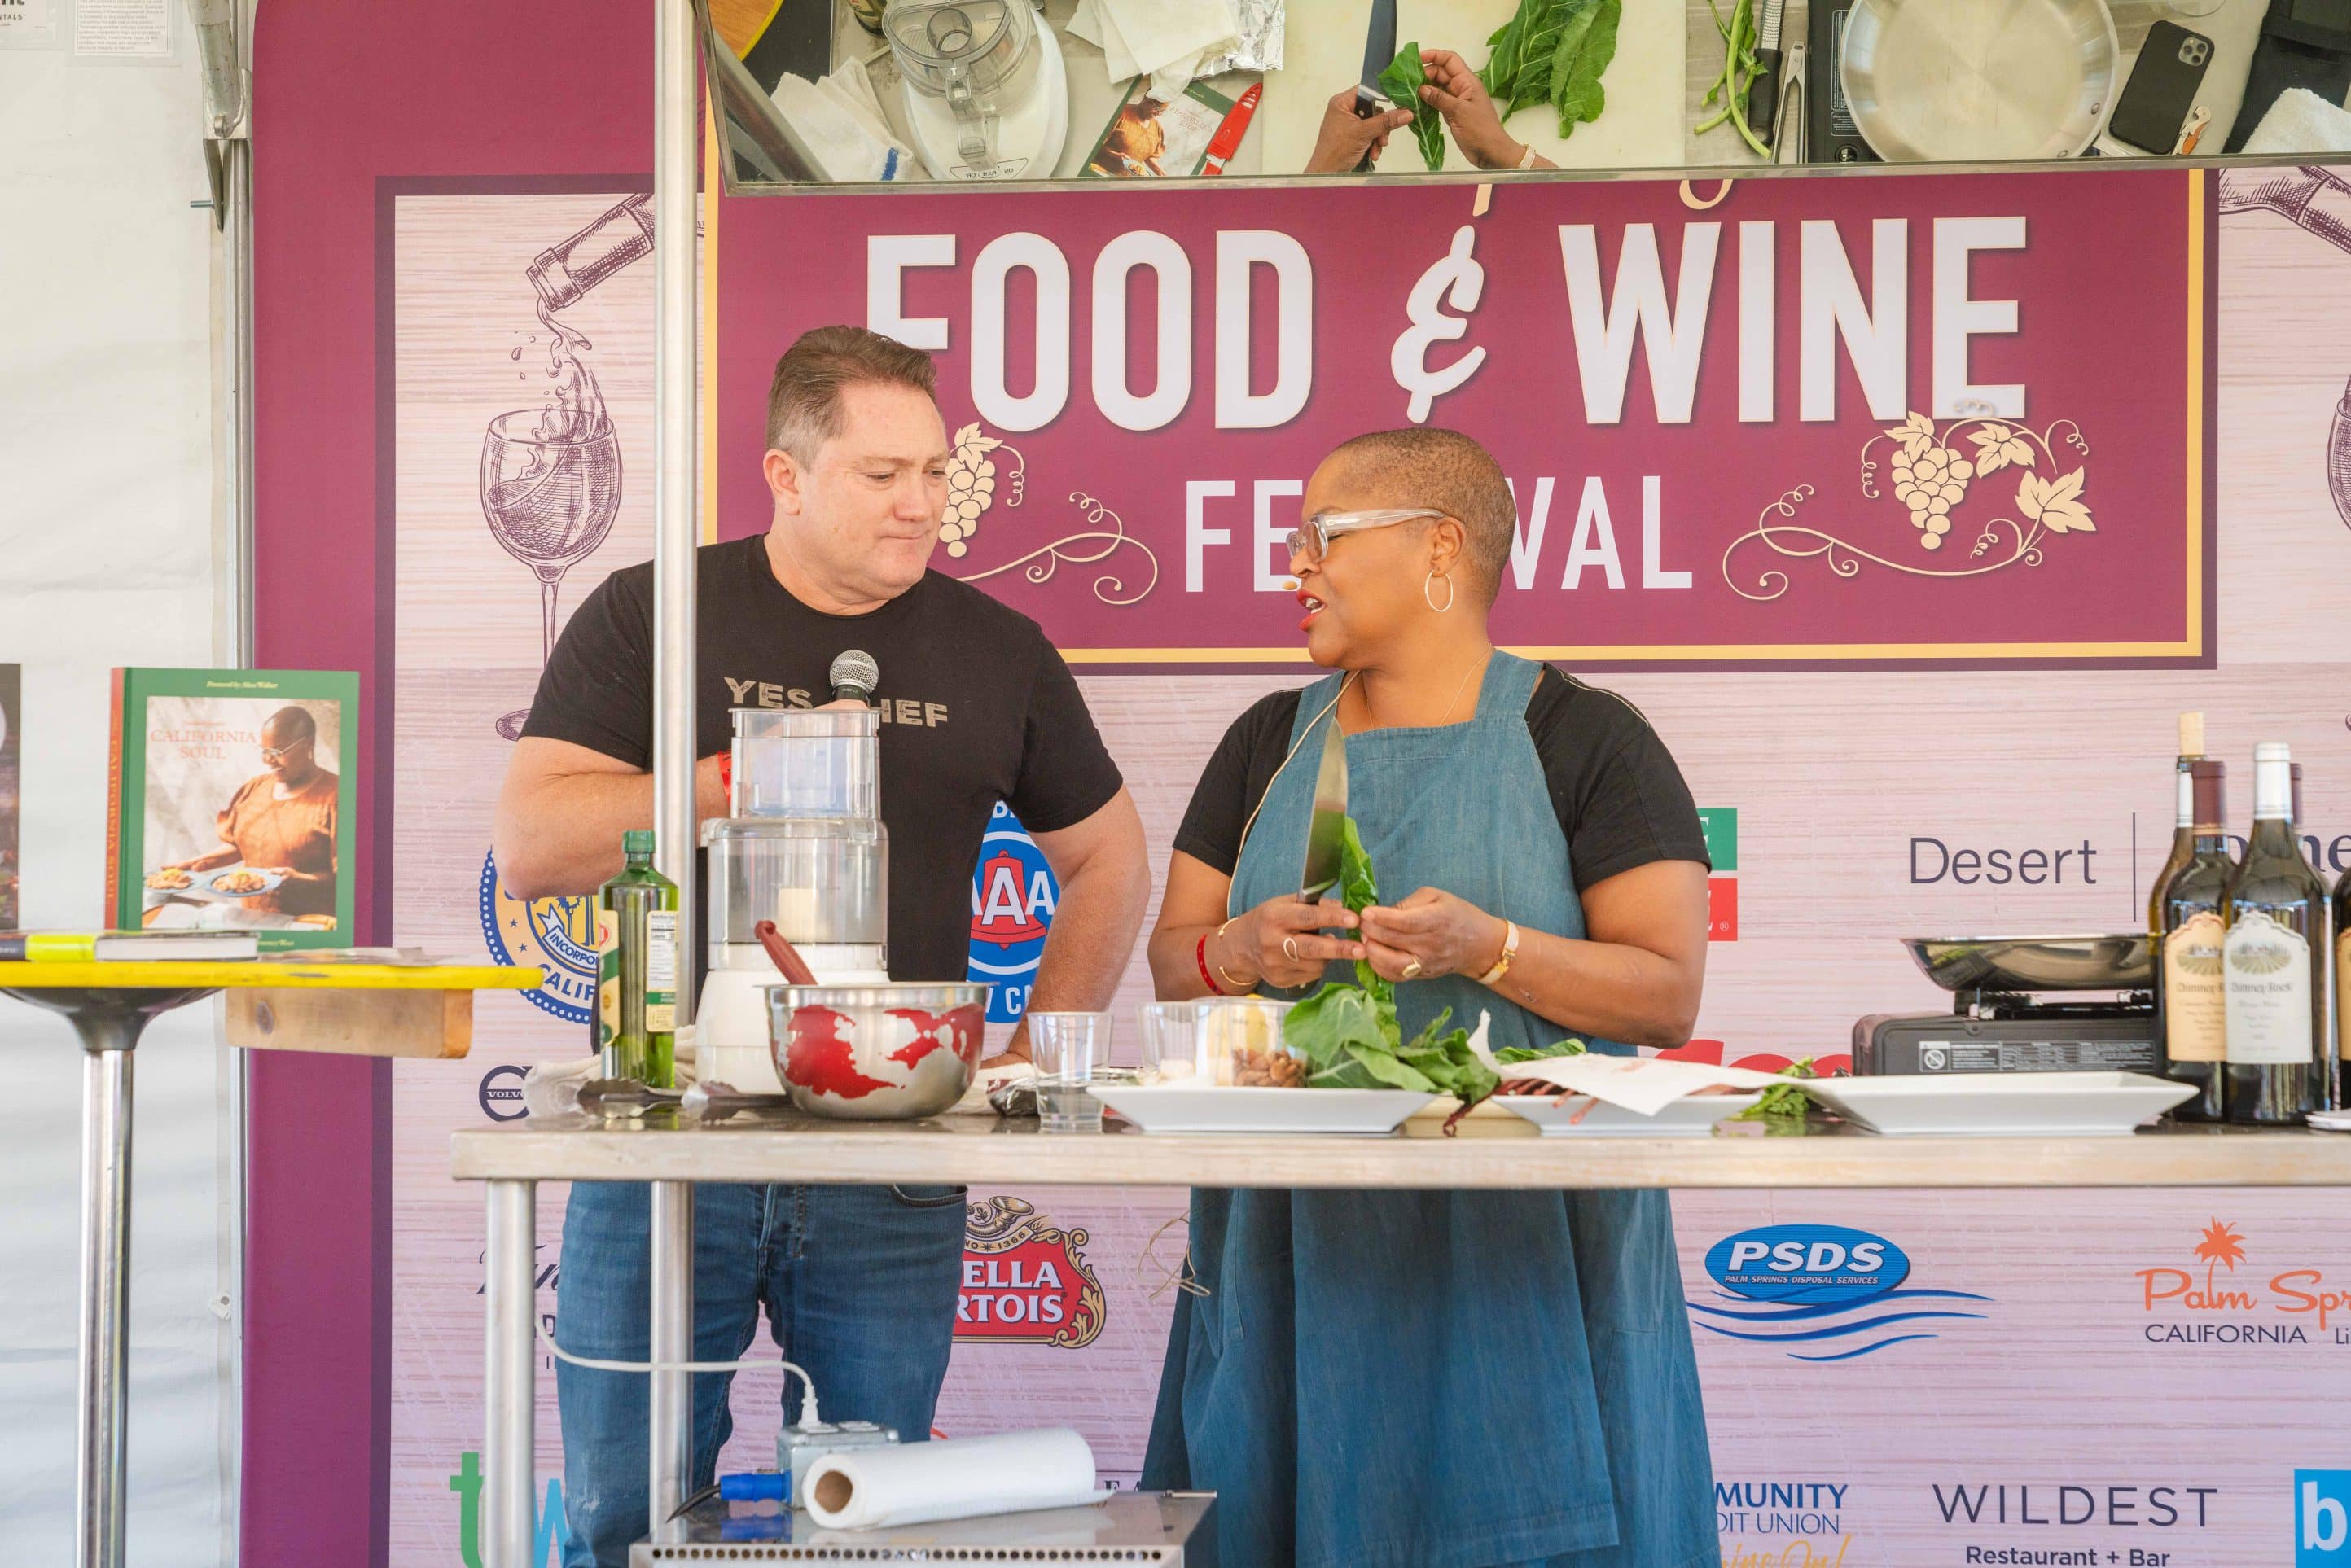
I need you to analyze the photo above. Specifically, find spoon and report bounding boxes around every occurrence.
[752,919,819,986]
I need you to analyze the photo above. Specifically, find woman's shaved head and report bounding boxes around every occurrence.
[1322,428,1515,602]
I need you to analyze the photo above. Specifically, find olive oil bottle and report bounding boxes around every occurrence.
[595,829,678,1086]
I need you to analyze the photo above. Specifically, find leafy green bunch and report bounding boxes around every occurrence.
[1478,0,1623,141]
[1376,44,1449,173]
[1279,817,1500,1105]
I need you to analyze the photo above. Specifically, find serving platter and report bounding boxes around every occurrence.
[1089,1084,1437,1136]
[1801,1071,2193,1137]
[147,863,286,902]
[1495,1092,1762,1137]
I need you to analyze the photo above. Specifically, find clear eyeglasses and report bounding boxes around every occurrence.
[1283,508,1444,565]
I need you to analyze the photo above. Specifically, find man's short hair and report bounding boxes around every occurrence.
[766,326,940,462]
[1325,428,1516,602]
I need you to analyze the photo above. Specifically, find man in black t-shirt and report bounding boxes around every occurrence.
[494,326,1147,1568]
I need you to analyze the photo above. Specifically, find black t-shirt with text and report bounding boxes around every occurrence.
[1174,664,1710,888]
[522,534,1125,982]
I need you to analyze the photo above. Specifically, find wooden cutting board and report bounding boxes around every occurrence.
[1256,0,1686,176]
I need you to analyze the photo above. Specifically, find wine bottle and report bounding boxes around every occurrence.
[2147,712,2204,935]
[2157,760,2231,1119]
[2335,861,2351,1113]
[2222,744,2331,1123]
[595,829,679,1087]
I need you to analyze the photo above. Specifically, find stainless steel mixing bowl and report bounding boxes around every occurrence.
[1901,934,2152,993]
[763,982,991,1119]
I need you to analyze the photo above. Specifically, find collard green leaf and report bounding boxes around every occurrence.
[1479,7,1529,103]
[1494,1037,1589,1064]
[1335,817,1388,997]
[1550,0,1620,138]
[1508,0,1581,116]
[1376,42,1447,171]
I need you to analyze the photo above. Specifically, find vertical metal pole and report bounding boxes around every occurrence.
[650,0,700,1535]
[482,1180,537,1568]
[77,1032,135,1568]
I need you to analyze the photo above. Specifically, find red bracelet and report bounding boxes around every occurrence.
[1195,932,1227,996]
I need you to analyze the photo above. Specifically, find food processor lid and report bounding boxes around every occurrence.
[701,816,885,847]
[883,0,1034,98]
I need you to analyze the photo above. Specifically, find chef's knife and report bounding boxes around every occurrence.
[1351,0,1400,173]
[1297,716,1350,902]
[1746,0,1787,151]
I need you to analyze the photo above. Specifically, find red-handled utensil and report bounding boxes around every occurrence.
[752,919,819,986]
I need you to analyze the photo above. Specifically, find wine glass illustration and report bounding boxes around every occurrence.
[481,406,622,738]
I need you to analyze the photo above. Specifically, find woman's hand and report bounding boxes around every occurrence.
[1217,896,1364,991]
[1304,88,1413,173]
[1416,48,1528,170]
[1358,887,1507,983]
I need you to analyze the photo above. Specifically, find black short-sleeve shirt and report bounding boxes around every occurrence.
[1173,664,1709,891]
[522,535,1125,981]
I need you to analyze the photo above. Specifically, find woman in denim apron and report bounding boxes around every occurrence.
[1141,431,1715,1568]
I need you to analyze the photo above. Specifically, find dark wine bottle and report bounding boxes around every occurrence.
[2147,712,2204,937]
[2157,760,2230,1119]
[2336,862,2351,1114]
[2222,743,2331,1123]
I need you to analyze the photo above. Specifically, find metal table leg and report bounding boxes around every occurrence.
[484,1179,537,1568]
[2,984,215,1568]
[647,1180,694,1540]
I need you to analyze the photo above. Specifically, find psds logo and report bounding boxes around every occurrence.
[1692,1223,1990,1360]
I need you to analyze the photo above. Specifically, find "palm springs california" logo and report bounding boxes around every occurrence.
[2134,1220,2348,1345]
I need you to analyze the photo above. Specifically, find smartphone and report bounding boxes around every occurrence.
[2109,22,2214,154]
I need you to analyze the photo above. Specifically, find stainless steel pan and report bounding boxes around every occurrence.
[1840,0,2120,162]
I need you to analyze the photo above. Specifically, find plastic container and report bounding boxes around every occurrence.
[1196,997,1301,1087]
[730,707,879,820]
[701,817,886,952]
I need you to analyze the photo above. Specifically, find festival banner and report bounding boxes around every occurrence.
[717,169,2215,668]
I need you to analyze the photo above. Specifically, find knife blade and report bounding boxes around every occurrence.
[1746,0,1787,150]
[1297,716,1350,903]
[1351,0,1400,173]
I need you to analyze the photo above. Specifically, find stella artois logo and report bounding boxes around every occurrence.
[955,1196,1106,1350]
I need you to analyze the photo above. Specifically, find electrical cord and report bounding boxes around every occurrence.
[532,1316,822,1429]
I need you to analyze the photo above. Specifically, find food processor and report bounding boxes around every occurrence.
[883,0,1069,180]
[697,709,891,1094]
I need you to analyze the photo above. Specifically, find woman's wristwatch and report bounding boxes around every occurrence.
[1474,918,1520,988]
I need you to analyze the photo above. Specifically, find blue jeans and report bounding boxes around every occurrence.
[555,1180,968,1567]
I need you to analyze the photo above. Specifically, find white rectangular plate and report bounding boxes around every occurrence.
[1495,1093,1761,1137]
[1800,1072,2195,1137]
[1088,1084,1438,1136]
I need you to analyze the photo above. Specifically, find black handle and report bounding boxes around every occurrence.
[1748,50,1783,147]
[1353,91,1382,172]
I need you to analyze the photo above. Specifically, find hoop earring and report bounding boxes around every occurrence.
[1423,571,1455,614]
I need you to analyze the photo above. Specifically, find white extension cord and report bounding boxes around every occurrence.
[533,1316,822,1427]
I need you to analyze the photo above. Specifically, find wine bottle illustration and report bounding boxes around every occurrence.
[485,194,651,740]
[2218,165,2351,534]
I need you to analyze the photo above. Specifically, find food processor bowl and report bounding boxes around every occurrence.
[884,0,1039,171]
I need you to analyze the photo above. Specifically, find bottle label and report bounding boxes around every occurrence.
[595,909,621,1048]
[646,910,678,1035]
[2162,913,2227,1062]
[2222,909,2313,1065]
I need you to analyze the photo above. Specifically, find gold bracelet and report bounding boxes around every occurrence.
[1473,918,1520,988]
[1212,917,1258,992]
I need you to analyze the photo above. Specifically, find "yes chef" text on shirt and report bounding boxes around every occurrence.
[722,676,949,728]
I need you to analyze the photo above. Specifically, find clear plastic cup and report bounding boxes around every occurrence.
[1197,997,1301,1087]
[1028,1010,1108,1132]
[1136,1001,1202,1084]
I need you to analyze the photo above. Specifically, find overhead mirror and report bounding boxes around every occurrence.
[698,0,2351,188]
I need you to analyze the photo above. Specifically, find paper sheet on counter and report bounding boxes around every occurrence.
[1493,1055,1789,1118]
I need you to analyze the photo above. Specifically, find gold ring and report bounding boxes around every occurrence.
[1401,958,1424,979]
[1282,936,1301,961]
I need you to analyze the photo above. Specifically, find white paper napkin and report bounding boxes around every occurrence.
[1494,1055,1790,1118]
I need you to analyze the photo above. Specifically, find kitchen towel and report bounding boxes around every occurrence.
[2242,85,2351,154]
[770,57,918,182]
[1070,0,1238,98]
[802,1427,1101,1530]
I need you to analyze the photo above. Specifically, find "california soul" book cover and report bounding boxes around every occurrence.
[105,668,359,952]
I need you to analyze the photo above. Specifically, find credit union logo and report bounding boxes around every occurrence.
[478,850,598,1024]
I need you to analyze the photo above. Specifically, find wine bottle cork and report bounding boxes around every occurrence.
[2178,711,2204,756]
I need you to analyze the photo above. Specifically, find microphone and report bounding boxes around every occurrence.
[829,649,879,707]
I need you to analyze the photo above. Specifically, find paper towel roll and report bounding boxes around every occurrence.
[802,1428,1099,1531]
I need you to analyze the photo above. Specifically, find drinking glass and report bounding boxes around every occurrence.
[1137,1001,1202,1084]
[1029,1010,1108,1132]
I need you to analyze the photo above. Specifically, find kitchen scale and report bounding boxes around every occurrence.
[1853,934,2160,1076]
[884,0,1069,180]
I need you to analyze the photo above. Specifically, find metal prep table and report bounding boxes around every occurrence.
[453,1110,2351,1568]
[1,958,542,1568]
[629,1491,1213,1563]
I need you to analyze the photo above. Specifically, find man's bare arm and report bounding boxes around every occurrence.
[493,737,727,900]
[995,787,1151,1062]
